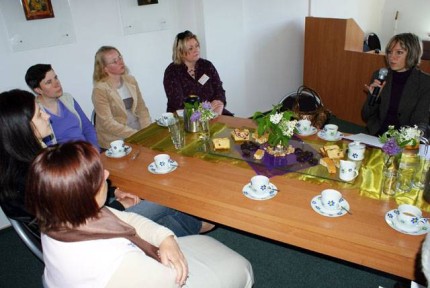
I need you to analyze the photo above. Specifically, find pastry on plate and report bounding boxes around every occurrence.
[212,138,231,150]
[231,128,250,142]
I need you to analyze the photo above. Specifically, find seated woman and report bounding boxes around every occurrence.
[163,30,233,116]
[0,89,211,237]
[92,46,151,150]
[26,141,254,287]
[25,64,100,150]
[361,32,430,136]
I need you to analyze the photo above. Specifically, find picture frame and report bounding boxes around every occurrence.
[137,0,159,6]
[22,0,55,21]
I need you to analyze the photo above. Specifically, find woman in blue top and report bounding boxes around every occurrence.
[25,64,100,150]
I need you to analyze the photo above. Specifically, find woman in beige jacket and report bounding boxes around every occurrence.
[92,46,151,149]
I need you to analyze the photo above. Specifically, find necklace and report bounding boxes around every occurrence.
[187,68,195,78]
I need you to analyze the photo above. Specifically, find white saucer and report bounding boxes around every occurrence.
[317,130,344,141]
[148,160,178,174]
[310,195,350,217]
[155,119,168,127]
[105,146,132,158]
[385,209,430,235]
[242,183,278,201]
[297,126,318,136]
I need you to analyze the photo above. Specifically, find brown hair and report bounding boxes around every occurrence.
[172,30,200,65]
[385,33,423,69]
[26,141,105,232]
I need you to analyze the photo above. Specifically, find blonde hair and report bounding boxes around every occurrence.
[92,46,128,83]
[172,30,199,65]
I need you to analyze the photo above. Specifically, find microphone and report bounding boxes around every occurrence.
[369,68,388,106]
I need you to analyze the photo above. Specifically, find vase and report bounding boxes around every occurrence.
[198,120,210,141]
[382,154,399,196]
[263,144,289,167]
[395,144,420,193]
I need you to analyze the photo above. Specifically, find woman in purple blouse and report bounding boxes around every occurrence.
[163,30,233,116]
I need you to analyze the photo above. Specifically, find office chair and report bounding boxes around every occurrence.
[8,217,43,263]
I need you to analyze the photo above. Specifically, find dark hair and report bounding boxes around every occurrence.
[26,141,105,232]
[0,89,43,203]
[385,33,423,69]
[25,64,52,90]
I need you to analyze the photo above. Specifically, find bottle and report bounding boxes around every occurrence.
[183,95,200,132]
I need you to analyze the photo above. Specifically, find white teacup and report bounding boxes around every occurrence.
[154,154,171,171]
[250,175,270,194]
[320,189,342,211]
[297,119,311,134]
[339,160,359,181]
[396,204,428,231]
[110,140,125,156]
[160,112,175,125]
[323,124,338,140]
[348,141,366,161]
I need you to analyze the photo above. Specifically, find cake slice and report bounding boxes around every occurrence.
[231,128,250,142]
[212,138,231,150]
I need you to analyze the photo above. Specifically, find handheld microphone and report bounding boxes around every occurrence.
[369,68,388,106]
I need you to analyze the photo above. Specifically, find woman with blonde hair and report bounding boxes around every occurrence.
[92,46,151,149]
[163,30,233,116]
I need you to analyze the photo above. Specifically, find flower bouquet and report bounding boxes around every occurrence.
[190,101,217,140]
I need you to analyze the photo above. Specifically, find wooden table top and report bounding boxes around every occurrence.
[101,116,427,280]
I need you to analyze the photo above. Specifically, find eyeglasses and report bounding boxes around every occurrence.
[105,55,123,66]
[176,30,193,47]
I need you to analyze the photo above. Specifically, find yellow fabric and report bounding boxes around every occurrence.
[126,123,430,212]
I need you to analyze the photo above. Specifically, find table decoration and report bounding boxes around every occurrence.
[252,104,297,166]
[190,101,217,141]
[379,125,422,194]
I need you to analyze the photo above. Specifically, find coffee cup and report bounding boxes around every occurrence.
[250,175,270,194]
[297,119,311,134]
[396,204,427,231]
[154,154,171,171]
[348,141,366,161]
[320,189,342,211]
[110,140,126,156]
[159,112,175,126]
[339,160,359,181]
[323,124,338,139]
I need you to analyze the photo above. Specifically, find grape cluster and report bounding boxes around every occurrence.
[240,141,260,157]
[294,148,318,165]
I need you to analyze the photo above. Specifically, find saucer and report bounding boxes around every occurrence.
[310,195,350,217]
[242,183,278,201]
[297,126,318,136]
[317,130,344,141]
[385,209,430,235]
[155,119,168,127]
[105,146,132,158]
[148,160,178,174]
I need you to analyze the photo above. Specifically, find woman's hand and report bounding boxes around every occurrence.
[158,236,188,285]
[364,79,386,95]
[114,189,140,209]
[211,100,224,116]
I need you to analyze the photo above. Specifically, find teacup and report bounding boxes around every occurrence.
[154,154,171,171]
[320,189,342,211]
[339,160,359,181]
[159,112,175,126]
[297,119,312,134]
[110,140,126,156]
[396,204,428,231]
[323,124,338,140]
[348,141,366,161]
[250,175,270,194]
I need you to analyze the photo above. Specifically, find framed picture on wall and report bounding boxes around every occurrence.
[137,0,159,6]
[22,0,55,20]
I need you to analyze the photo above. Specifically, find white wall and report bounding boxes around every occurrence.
[1,0,429,229]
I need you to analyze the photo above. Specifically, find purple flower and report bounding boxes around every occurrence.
[190,111,201,122]
[201,101,212,110]
[382,138,402,156]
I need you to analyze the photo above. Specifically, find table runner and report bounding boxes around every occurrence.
[126,122,430,212]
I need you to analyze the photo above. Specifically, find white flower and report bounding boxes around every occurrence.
[270,113,283,124]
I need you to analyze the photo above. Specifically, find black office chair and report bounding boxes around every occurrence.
[8,217,43,263]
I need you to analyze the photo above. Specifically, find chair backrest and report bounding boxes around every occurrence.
[8,218,43,263]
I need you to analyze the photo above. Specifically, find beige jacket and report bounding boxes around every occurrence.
[92,75,151,149]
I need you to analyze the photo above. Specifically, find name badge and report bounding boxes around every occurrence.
[198,74,210,85]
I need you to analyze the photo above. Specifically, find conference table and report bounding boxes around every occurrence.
[101,115,428,281]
